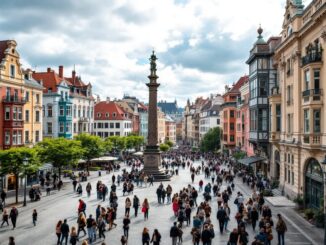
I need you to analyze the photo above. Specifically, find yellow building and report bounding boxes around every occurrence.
[270,0,326,208]
[157,108,166,143]
[22,69,44,146]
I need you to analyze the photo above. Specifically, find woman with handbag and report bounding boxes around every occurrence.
[142,198,150,220]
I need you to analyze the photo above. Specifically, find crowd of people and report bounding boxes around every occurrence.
[0,148,291,245]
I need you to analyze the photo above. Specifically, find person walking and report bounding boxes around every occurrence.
[78,199,87,216]
[32,209,37,226]
[142,198,149,220]
[228,228,239,245]
[97,217,106,240]
[122,215,130,238]
[150,229,161,245]
[125,197,131,216]
[276,214,287,245]
[8,236,15,245]
[60,219,70,245]
[86,215,95,243]
[251,207,259,231]
[201,224,214,245]
[1,189,7,207]
[86,183,92,197]
[142,227,150,245]
[69,226,78,245]
[170,222,179,245]
[133,195,140,217]
[77,213,87,237]
[191,227,201,245]
[1,209,9,227]
[9,206,18,230]
[216,206,226,234]
[55,220,62,245]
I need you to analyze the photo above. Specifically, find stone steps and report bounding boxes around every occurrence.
[272,188,282,197]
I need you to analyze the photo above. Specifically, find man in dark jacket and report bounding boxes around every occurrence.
[201,224,214,245]
[170,222,179,245]
[133,195,140,217]
[9,207,18,229]
[156,187,162,204]
[216,206,226,234]
[86,214,95,243]
[60,219,70,245]
[123,215,131,238]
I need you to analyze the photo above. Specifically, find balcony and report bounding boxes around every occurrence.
[3,120,24,128]
[302,134,322,148]
[2,96,26,104]
[302,89,323,104]
[269,132,281,142]
[301,51,322,67]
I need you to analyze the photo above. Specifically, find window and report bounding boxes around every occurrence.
[25,110,30,122]
[14,89,18,101]
[110,132,114,136]
[98,122,102,128]
[59,122,65,133]
[276,104,281,132]
[104,123,109,128]
[97,113,101,117]
[5,131,10,145]
[249,60,257,74]
[47,105,53,117]
[47,122,52,134]
[230,123,234,131]
[116,122,120,128]
[35,131,39,143]
[17,131,22,144]
[66,122,71,133]
[5,107,10,120]
[17,107,22,120]
[66,106,71,116]
[304,109,309,133]
[291,172,294,185]
[10,64,15,78]
[314,69,320,91]
[250,110,257,131]
[230,110,234,118]
[25,131,29,143]
[110,123,114,128]
[35,111,40,122]
[259,76,268,96]
[313,109,321,133]
[60,106,64,116]
[6,87,10,99]
[216,119,220,125]
[73,105,77,118]
[36,94,40,104]
[83,106,86,118]
[78,106,81,117]
[287,114,291,133]
[105,113,109,118]
[113,112,116,118]
[258,109,268,131]
[74,123,77,133]
[115,132,120,136]
[237,123,241,131]
[12,131,17,145]
[257,58,268,70]
[25,91,30,102]
[13,107,17,120]
[230,135,234,142]
[304,70,310,90]
[250,78,257,98]
[287,85,292,104]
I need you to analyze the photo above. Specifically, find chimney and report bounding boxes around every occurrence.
[106,97,110,103]
[72,70,76,84]
[47,67,51,73]
[59,65,63,78]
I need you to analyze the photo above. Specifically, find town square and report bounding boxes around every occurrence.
[0,0,325,245]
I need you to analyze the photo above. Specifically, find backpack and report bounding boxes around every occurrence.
[82,202,86,210]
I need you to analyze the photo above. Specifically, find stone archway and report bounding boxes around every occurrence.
[304,158,323,209]
[274,150,280,180]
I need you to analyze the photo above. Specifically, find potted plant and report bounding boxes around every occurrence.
[293,195,304,210]
[314,209,324,228]
[304,208,315,220]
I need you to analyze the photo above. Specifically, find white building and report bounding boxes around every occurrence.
[94,100,132,138]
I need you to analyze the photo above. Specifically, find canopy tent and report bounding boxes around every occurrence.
[78,156,118,164]
[237,156,266,166]
[133,151,143,156]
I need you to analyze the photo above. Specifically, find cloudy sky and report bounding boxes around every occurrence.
[0,0,312,106]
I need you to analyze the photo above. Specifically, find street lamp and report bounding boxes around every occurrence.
[321,155,326,245]
[23,157,29,207]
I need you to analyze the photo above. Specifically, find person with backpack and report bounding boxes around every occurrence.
[276,214,287,245]
[150,229,161,245]
[60,219,70,245]
[170,222,179,245]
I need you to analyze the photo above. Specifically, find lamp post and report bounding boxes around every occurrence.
[321,155,326,245]
[23,157,28,207]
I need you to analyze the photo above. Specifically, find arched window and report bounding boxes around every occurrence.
[305,158,323,209]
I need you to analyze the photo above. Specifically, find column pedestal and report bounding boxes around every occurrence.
[143,146,170,181]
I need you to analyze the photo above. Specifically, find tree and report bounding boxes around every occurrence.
[0,147,40,204]
[75,134,105,171]
[165,140,174,148]
[200,127,221,152]
[37,138,83,179]
[159,143,170,152]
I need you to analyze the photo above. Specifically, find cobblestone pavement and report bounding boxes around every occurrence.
[0,159,319,245]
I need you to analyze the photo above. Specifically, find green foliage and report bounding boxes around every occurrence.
[165,140,174,148]
[89,166,101,171]
[200,127,221,152]
[75,133,105,161]
[314,209,324,227]
[37,138,83,177]
[107,136,126,150]
[293,195,304,205]
[304,208,315,219]
[159,143,170,152]
[262,189,273,197]
[233,151,246,160]
[0,147,41,203]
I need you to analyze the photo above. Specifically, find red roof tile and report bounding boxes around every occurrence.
[32,70,64,93]
[223,75,249,97]
[95,101,130,121]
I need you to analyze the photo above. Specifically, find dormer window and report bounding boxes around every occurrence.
[97,113,101,117]
[113,112,116,118]
[10,65,15,78]
[105,113,109,117]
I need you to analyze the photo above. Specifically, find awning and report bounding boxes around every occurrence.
[237,156,266,166]
[133,152,143,156]
[78,156,118,163]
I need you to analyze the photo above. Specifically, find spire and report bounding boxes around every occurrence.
[256,25,266,44]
